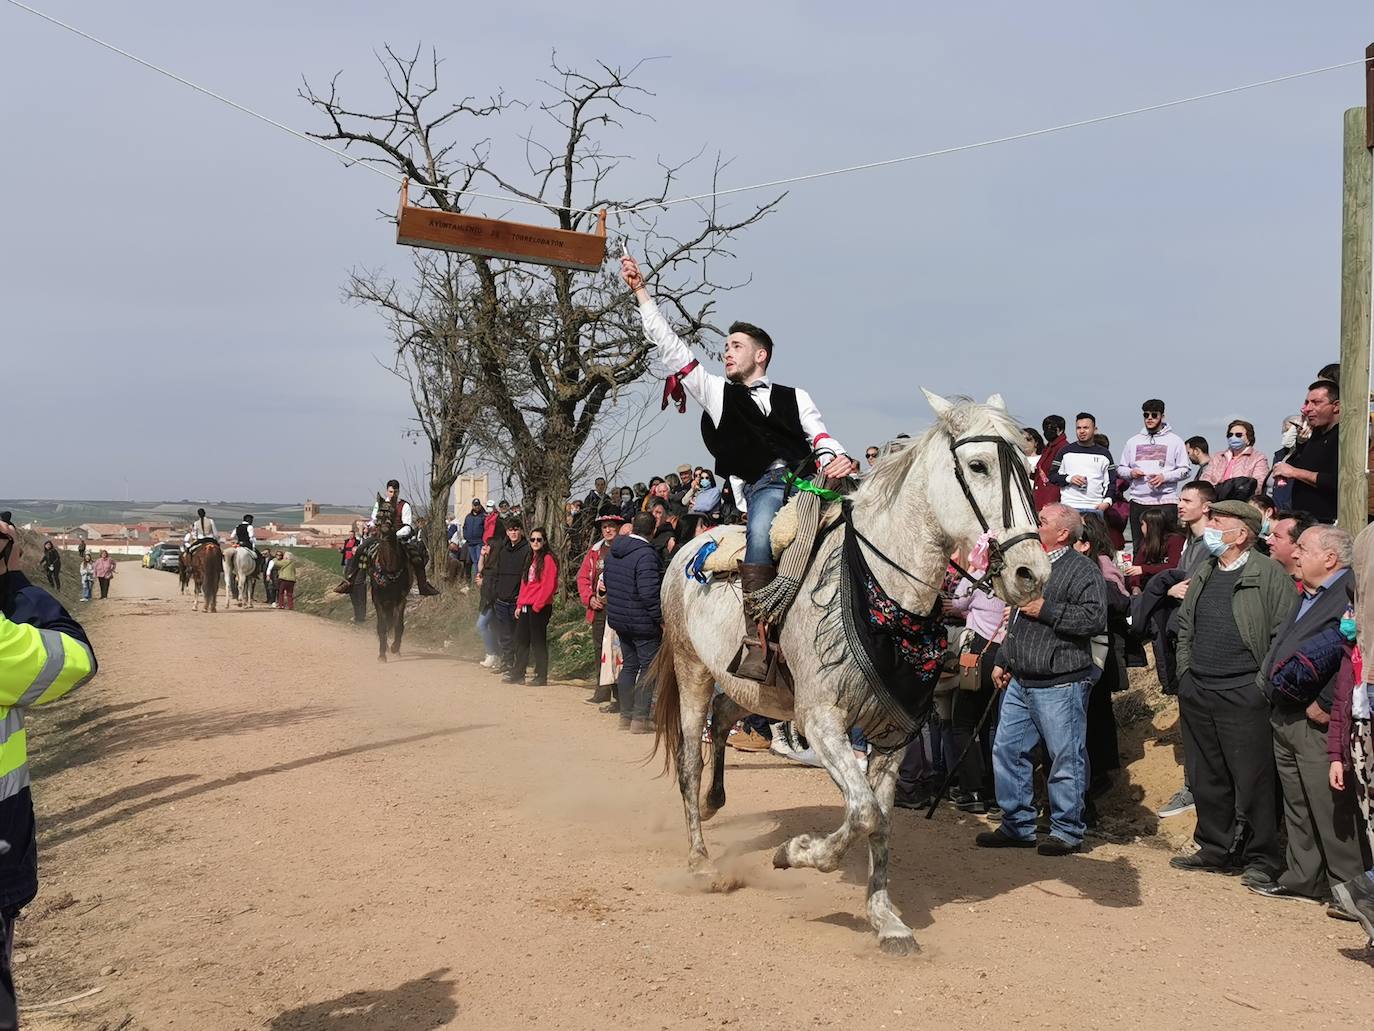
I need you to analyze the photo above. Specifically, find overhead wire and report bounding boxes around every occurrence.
[6,0,1371,219]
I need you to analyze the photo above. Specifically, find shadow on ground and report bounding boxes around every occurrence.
[43,726,489,847]
[268,969,457,1030]
[29,697,338,778]
[705,799,1143,940]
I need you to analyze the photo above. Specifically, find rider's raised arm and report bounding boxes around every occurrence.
[793,388,848,464]
[633,291,725,423]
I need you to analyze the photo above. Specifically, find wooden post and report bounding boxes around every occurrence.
[1337,89,1373,528]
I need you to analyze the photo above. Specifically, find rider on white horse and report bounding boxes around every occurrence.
[334,479,440,597]
[621,252,858,681]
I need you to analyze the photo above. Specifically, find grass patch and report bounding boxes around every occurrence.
[288,546,344,572]
[287,561,596,678]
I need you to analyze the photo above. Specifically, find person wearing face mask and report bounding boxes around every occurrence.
[1202,419,1270,489]
[1172,500,1297,882]
[1268,415,1303,510]
[1273,381,1342,524]
[1253,525,1367,910]
[618,487,637,524]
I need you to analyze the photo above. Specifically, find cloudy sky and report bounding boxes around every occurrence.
[2,1,1370,505]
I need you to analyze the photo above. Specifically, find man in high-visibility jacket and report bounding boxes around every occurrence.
[0,520,97,1027]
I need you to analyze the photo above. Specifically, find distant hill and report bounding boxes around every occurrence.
[0,499,365,529]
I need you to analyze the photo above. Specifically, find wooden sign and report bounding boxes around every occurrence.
[395,178,607,272]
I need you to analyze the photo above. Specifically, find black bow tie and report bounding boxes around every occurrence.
[749,382,769,392]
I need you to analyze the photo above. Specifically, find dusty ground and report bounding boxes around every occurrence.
[15,565,1374,1030]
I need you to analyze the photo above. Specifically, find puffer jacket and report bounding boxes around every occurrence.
[604,535,663,637]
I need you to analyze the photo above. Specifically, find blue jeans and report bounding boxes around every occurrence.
[743,468,788,565]
[476,608,498,655]
[467,543,483,568]
[617,633,662,721]
[992,677,1091,846]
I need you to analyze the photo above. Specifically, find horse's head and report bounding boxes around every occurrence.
[374,493,397,538]
[857,391,1049,607]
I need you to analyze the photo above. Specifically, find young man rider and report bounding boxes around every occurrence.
[620,252,857,680]
[334,479,440,597]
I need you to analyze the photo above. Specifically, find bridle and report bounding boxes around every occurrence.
[852,431,1040,597]
[946,434,1041,592]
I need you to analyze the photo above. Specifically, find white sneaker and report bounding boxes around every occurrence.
[769,737,824,768]
[479,654,497,668]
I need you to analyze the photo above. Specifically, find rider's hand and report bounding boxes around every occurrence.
[620,254,644,292]
[822,455,859,480]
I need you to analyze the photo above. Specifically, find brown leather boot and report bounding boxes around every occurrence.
[731,562,777,681]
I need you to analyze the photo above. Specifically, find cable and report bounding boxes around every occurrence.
[2,0,570,212]
[7,0,1369,219]
[621,55,1373,213]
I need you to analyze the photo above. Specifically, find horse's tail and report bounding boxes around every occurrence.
[203,546,221,601]
[649,637,681,778]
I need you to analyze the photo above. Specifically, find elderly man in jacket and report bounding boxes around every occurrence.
[976,504,1107,856]
[0,520,97,1026]
[1172,500,1297,882]
[605,513,664,734]
[1250,525,1370,906]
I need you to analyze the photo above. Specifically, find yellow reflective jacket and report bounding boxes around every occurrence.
[1,612,96,802]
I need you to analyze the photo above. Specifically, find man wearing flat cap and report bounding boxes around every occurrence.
[1172,499,1297,883]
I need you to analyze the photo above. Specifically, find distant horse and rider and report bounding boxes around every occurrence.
[335,480,440,660]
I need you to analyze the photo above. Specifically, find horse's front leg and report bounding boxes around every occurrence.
[773,706,878,875]
[864,747,919,956]
[701,690,744,822]
[391,603,405,654]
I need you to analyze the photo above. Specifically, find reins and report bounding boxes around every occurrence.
[849,431,1039,598]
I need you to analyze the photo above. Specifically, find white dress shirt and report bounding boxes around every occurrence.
[637,297,847,506]
[371,499,415,539]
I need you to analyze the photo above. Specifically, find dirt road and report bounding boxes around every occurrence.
[18,565,1373,1029]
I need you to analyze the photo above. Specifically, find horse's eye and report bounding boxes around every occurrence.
[969,460,989,475]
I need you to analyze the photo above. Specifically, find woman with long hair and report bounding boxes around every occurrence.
[1124,506,1184,592]
[1020,427,1044,476]
[39,540,61,590]
[506,526,559,686]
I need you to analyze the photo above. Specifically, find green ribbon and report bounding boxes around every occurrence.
[783,472,844,502]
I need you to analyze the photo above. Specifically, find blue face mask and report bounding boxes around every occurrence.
[1259,517,1271,537]
[1227,435,1246,452]
[1339,617,1358,642]
[1203,526,1232,557]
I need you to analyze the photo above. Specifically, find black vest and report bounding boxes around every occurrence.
[701,382,811,483]
[234,523,252,547]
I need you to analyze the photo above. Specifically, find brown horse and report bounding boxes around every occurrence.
[370,496,411,661]
[187,541,223,612]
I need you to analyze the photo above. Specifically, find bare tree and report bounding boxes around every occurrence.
[347,249,491,571]
[302,49,779,553]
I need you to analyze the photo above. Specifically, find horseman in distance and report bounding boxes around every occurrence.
[334,479,441,597]
[620,252,858,680]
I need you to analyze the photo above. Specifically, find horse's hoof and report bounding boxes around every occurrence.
[879,934,921,957]
[772,844,791,870]
[377,654,387,663]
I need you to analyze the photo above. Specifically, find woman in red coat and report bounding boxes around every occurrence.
[1123,507,1184,593]
[506,527,559,686]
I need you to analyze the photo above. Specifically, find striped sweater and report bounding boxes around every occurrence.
[999,549,1107,687]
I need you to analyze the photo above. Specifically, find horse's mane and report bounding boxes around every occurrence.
[852,397,1024,513]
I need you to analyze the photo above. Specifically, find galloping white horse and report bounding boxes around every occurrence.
[223,546,258,608]
[652,391,1049,955]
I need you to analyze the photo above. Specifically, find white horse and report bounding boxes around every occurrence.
[652,391,1050,955]
[223,546,258,608]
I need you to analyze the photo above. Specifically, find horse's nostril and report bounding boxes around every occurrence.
[1014,565,1035,582]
